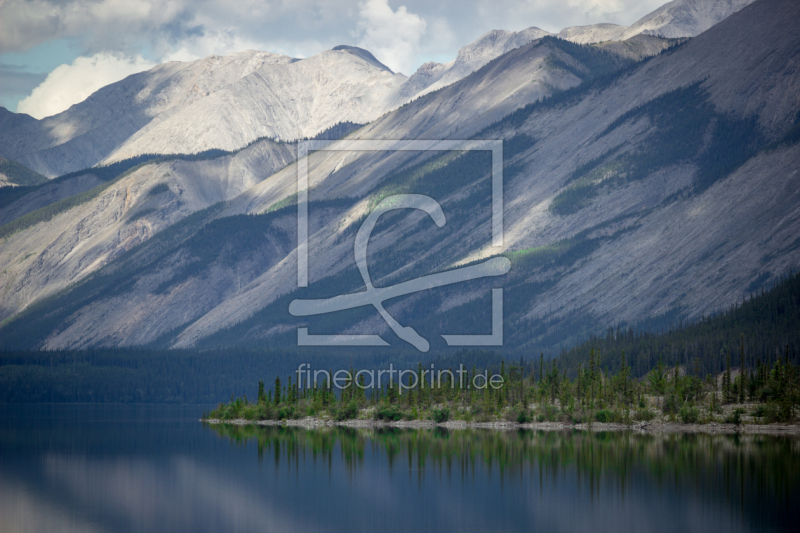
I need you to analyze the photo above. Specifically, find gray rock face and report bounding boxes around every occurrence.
[557,23,627,44]
[0,37,580,338]
[622,0,758,39]
[0,139,294,324]
[0,0,795,352]
[1,31,550,179]
[557,0,757,44]
[166,0,800,349]
[398,27,552,100]
[0,51,294,177]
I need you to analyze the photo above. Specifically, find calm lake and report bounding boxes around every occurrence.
[1,404,798,532]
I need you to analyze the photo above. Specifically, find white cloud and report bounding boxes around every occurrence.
[355,0,427,75]
[473,0,665,33]
[161,29,266,62]
[17,53,155,118]
[0,0,191,54]
[1,0,674,113]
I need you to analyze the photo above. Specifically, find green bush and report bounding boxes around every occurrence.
[259,405,275,420]
[570,410,587,424]
[538,405,560,422]
[634,408,655,422]
[594,409,614,423]
[506,406,531,423]
[431,407,450,423]
[375,404,403,421]
[725,407,745,426]
[277,405,298,420]
[662,394,680,416]
[679,404,699,424]
[334,401,359,421]
[753,403,787,423]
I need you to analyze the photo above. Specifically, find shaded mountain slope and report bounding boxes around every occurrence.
[0,38,640,349]
[0,138,294,325]
[177,0,800,350]
[0,0,797,353]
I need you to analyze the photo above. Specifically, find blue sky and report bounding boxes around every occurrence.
[0,0,665,119]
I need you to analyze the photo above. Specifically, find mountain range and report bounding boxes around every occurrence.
[0,0,755,180]
[0,0,796,355]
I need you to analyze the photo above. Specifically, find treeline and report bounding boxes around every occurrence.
[2,269,798,411]
[209,343,799,425]
[210,272,800,424]
[0,154,175,240]
[0,156,47,187]
[0,149,250,239]
[555,271,800,378]
[0,119,367,239]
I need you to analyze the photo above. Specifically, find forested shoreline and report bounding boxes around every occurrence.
[2,272,798,415]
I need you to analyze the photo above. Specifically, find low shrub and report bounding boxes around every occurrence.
[506,405,531,423]
[725,407,745,426]
[570,410,587,424]
[678,404,699,424]
[594,409,615,423]
[662,394,680,416]
[375,404,403,421]
[242,404,259,420]
[753,402,789,424]
[334,401,359,421]
[276,405,299,420]
[538,405,560,422]
[431,407,450,423]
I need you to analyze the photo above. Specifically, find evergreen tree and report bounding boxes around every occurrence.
[739,334,746,403]
[725,350,732,404]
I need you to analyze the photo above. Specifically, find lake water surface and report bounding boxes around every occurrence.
[1,404,798,532]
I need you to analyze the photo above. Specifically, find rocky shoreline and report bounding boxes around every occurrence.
[202,417,800,435]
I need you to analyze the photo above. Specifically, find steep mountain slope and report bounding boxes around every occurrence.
[398,27,552,100]
[557,0,756,44]
[1,0,796,353]
[170,0,800,350]
[0,138,294,325]
[593,35,681,62]
[622,0,757,39]
[102,49,407,165]
[0,156,47,188]
[0,173,103,226]
[557,24,627,44]
[0,38,631,349]
[0,51,294,178]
